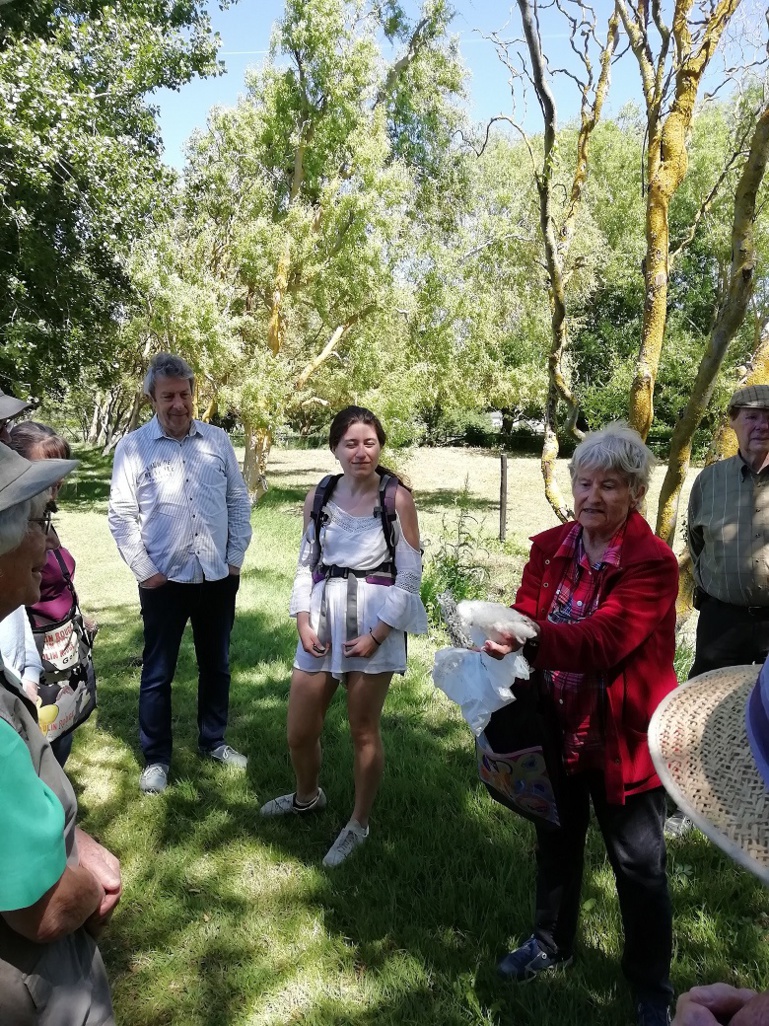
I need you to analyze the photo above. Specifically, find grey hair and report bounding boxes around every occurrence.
[569,421,654,499]
[143,353,195,398]
[0,491,49,557]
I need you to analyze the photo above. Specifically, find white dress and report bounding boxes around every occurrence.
[290,500,428,681]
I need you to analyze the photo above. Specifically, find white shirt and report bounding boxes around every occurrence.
[0,607,42,687]
[108,416,252,584]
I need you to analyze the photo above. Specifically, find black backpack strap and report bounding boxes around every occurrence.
[374,473,398,564]
[309,474,342,570]
[52,547,78,605]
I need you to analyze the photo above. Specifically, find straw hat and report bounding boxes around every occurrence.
[649,663,769,884]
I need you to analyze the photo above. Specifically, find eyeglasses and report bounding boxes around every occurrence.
[28,509,53,535]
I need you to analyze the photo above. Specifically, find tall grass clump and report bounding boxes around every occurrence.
[420,480,491,628]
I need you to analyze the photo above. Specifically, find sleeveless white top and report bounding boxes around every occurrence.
[290,500,428,681]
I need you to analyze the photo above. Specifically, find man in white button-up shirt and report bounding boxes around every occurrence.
[108,353,253,795]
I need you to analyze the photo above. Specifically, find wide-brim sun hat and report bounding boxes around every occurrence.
[649,663,769,884]
[0,388,31,421]
[0,442,78,513]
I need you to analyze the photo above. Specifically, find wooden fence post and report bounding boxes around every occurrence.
[499,454,508,542]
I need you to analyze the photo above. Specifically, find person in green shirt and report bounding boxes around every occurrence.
[0,441,120,1025]
[0,719,66,910]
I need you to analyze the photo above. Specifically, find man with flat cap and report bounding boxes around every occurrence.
[0,387,31,444]
[688,384,769,676]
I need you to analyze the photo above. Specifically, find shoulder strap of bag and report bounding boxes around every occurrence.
[309,474,342,570]
[52,548,78,605]
[374,473,398,564]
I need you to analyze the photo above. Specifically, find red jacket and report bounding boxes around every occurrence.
[513,510,678,804]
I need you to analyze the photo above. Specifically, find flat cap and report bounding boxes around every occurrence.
[729,384,769,411]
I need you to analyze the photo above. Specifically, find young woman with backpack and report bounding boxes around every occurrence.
[260,406,427,867]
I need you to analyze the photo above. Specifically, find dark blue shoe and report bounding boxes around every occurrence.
[636,1000,671,1026]
[497,936,573,981]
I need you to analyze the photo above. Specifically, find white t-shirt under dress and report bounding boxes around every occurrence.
[289,500,428,681]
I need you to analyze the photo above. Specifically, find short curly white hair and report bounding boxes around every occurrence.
[569,421,654,500]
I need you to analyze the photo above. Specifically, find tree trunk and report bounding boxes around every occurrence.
[127,388,143,433]
[267,242,291,356]
[655,99,769,544]
[201,397,218,423]
[87,397,101,446]
[513,0,616,520]
[676,549,696,629]
[540,382,573,524]
[706,328,769,463]
[630,179,672,440]
[242,421,270,503]
[619,0,743,440]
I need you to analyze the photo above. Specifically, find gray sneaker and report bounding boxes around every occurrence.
[260,788,327,817]
[140,762,169,795]
[322,819,369,867]
[201,744,248,770]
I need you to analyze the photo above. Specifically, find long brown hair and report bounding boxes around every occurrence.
[328,406,410,489]
[9,421,71,461]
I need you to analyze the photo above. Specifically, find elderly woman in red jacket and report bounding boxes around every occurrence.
[485,422,678,1026]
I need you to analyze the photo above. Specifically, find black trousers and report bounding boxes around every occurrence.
[690,596,769,678]
[138,576,240,764]
[533,771,672,1005]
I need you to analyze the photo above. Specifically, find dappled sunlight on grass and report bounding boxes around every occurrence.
[67,734,135,807]
[47,445,768,1026]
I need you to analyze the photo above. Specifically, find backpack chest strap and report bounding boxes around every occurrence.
[314,562,395,644]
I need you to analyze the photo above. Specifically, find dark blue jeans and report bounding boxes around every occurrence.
[138,575,239,764]
[533,771,672,1005]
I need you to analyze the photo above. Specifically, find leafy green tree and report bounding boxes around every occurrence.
[180,0,465,496]
[0,1,227,397]
[402,133,550,435]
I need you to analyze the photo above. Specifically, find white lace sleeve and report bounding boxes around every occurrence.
[378,528,429,634]
[289,524,319,617]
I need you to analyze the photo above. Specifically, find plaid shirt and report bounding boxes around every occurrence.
[688,455,769,607]
[544,522,625,772]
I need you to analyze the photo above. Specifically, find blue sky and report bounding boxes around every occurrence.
[153,1,646,170]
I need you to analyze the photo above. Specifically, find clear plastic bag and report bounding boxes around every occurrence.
[432,646,531,735]
[432,596,538,734]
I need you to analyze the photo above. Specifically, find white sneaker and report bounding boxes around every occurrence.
[139,762,169,795]
[260,788,327,817]
[322,819,369,867]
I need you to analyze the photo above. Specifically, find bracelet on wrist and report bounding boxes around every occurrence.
[369,630,382,646]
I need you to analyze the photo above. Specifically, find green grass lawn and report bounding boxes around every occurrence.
[57,447,769,1026]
